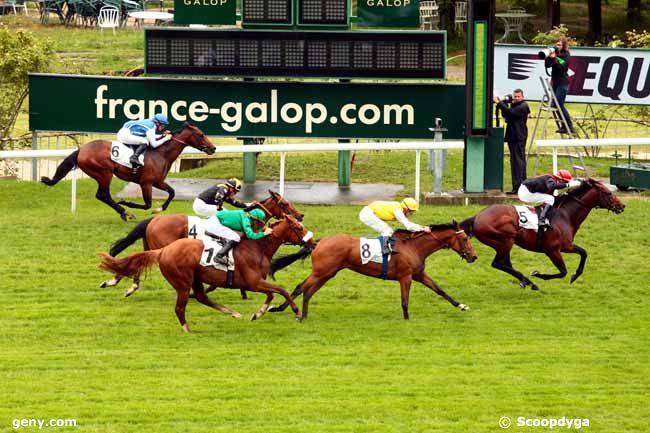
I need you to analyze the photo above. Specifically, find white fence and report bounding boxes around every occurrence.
[0,140,465,212]
[535,137,650,173]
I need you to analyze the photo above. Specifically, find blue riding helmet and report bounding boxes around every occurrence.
[153,113,169,125]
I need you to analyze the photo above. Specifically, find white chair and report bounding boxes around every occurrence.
[454,1,467,33]
[419,1,439,30]
[502,8,528,43]
[98,6,119,35]
[7,0,28,15]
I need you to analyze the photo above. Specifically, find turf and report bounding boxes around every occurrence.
[0,179,648,432]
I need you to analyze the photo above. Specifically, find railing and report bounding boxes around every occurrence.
[0,140,465,212]
[535,137,650,173]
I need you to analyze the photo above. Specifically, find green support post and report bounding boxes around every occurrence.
[464,137,485,193]
[338,149,351,187]
[243,138,257,184]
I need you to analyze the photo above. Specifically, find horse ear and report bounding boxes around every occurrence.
[452,219,458,228]
[269,189,278,197]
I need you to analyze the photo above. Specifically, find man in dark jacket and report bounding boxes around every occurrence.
[494,89,530,194]
[545,37,574,134]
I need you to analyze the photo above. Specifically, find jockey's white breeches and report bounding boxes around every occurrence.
[359,206,393,236]
[203,216,240,242]
[117,128,149,146]
[518,184,555,206]
[193,198,217,219]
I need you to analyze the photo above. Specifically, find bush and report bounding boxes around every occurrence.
[531,25,579,46]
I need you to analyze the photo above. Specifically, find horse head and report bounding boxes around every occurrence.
[173,123,216,155]
[264,190,304,221]
[429,221,477,263]
[574,178,625,214]
[270,216,314,247]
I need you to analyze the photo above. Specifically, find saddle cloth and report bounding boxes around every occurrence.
[187,216,208,241]
[514,205,539,232]
[109,141,145,168]
[199,237,235,271]
[359,237,392,265]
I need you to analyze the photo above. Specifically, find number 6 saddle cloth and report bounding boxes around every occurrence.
[109,141,145,168]
[359,237,393,265]
[199,236,236,271]
[514,205,540,231]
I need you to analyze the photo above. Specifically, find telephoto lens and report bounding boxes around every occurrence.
[537,47,555,59]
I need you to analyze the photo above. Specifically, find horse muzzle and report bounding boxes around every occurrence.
[611,202,625,214]
[204,146,216,155]
[464,254,478,263]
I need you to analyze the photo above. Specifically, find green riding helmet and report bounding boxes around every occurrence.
[249,208,266,222]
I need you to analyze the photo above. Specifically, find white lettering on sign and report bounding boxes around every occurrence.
[366,0,411,7]
[183,0,228,5]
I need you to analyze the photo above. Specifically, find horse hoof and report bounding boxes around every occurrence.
[530,284,540,291]
[181,324,191,333]
[458,303,470,311]
[268,305,280,313]
[124,286,138,297]
[570,274,579,284]
[100,281,108,288]
[250,313,258,321]
[151,207,163,214]
[296,315,304,322]
[531,271,540,278]
[231,312,242,319]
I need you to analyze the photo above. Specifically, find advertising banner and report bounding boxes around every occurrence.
[29,74,465,139]
[494,44,650,105]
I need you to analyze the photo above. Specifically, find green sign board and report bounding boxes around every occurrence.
[358,0,419,28]
[29,74,465,139]
[173,0,236,24]
[472,21,487,131]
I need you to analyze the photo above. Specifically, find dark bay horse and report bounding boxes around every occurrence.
[41,123,216,221]
[99,216,315,332]
[268,222,477,321]
[101,190,304,297]
[459,178,625,291]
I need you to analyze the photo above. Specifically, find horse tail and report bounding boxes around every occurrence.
[41,150,79,186]
[460,216,475,236]
[269,243,315,279]
[98,250,161,279]
[109,217,153,256]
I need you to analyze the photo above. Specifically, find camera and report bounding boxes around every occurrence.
[500,94,513,103]
[537,46,560,59]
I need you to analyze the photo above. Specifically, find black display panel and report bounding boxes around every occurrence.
[145,29,446,79]
[298,0,347,26]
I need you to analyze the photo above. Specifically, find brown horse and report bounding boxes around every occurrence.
[41,123,216,221]
[268,222,477,321]
[99,216,315,332]
[459,178,625,291]
[101,190,304,297]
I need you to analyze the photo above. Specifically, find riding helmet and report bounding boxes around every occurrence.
[400,197,419,211]
[249,208,266,221]
[226,177,242,192]
[554,169,573,182]
[153,113,169,125]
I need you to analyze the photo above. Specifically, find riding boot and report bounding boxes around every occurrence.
[130,144,147,167]
[381,235,395,255]
[213,240,237,265]
[538,204,553,229]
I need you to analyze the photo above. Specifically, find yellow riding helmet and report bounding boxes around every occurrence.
[226,177,242,192]
[401,197,419,211]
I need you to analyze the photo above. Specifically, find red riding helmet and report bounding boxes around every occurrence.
[554,169,573,182]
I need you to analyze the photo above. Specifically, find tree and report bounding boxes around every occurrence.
[627,0,641,22]
[586,0,602,43]
[0,28,54,145]
[546,0,561,30]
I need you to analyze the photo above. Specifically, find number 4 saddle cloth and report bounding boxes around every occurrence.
[514,205,540,231]
[359,237,393,265]
[109,141,145,169]
[199,237,236,271]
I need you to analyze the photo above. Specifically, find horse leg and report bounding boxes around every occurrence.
[124,273,141,297]
[399,276,413,320]
[192,278,241,319]
[250,293,274,321]
[100,275,122,288]
[95,182,134,221]
[413,272,469,311]
[531,249,568,280]
[268,278,308,313]
[300,274,334,322]
[568,244,588,283]
[154,181,175,212]
[174,289,191,333]
[247,280,301,321]
[117,183,153,210]
[492,251,540,291]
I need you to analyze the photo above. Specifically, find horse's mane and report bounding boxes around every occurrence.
[394,222,458,239]
[171,122,197,135]
[555,178,601,206]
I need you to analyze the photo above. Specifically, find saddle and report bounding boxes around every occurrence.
[110,141,145,169]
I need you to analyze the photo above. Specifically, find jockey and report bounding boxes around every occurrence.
[204,208,271,266]
[117,113,171,168]
[518,169,580,228]
[193,177,247,218]
[359,197,431,255]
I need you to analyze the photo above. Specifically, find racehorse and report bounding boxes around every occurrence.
[98,216,315,332]
[459,178,625,291]
[101,190,304,298]
[41,123,216,221]
[267,222,477,321]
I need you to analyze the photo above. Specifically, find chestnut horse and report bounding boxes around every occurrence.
[41,123,216,221]
[459,178,625,291]
[101,190,304,298]
[268,222,477,321]
[99,216,315,332]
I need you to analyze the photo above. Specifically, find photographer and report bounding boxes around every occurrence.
[493,89,530,194]
[544,36,574,134]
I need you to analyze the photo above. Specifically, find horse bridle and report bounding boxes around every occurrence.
[170,132,211,152]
